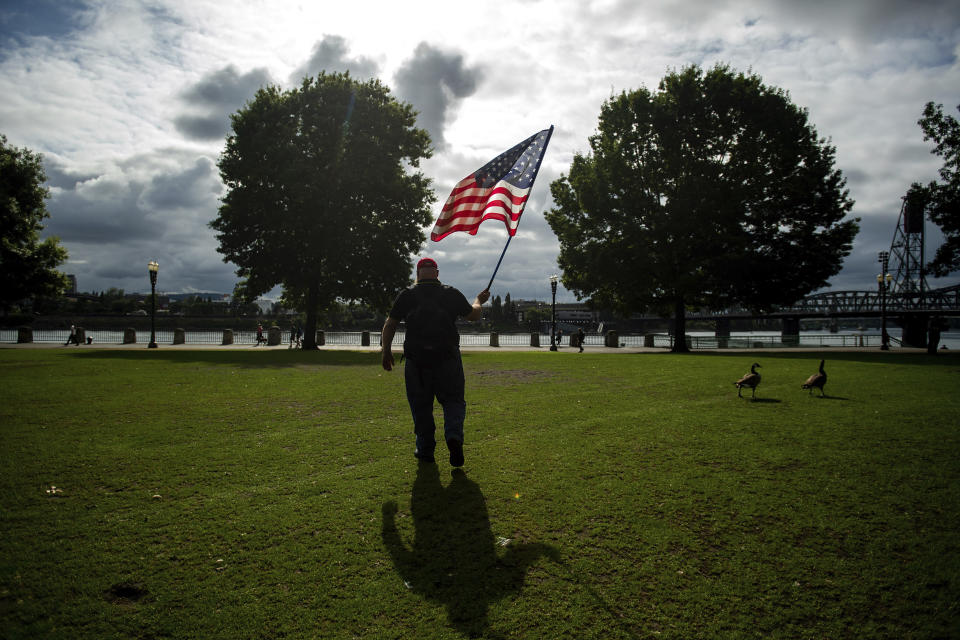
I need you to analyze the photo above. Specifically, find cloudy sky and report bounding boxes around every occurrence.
[2,0,959,304]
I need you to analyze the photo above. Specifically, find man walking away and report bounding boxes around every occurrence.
[381,258,490,467]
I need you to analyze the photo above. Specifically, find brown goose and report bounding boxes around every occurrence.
[734,362,761,398]
[802,359,827,396]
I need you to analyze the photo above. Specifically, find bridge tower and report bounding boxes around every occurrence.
[888,187,929,307]
[888,187,930,346]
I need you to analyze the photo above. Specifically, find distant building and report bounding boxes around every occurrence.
[512,298,601,330]
[65,274,77,295]
[556,304,596,323]
[255,299,276,315]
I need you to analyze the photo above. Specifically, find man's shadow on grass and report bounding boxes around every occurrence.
[382,465,557,638]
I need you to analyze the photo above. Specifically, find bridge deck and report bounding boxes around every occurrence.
[676,283,960,319]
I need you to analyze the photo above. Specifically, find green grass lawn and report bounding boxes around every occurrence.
[1,347,958,639]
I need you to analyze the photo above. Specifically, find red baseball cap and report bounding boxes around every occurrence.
[416,257,438,270]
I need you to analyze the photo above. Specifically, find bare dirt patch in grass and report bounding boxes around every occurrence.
[105,582,148,605]
[470,368,558,383]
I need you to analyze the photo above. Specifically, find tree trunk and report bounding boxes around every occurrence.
[671,297,689,353]
[302,281,320,350]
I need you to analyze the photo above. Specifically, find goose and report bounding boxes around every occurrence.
[802,359,827,396]
[735,362,761,398]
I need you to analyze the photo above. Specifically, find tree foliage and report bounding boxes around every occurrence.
[490,295,503,321]
[918,101,960,276]
[547,65,858,351]
[211,73,434,348]
[482,292,521,330]
[0,134,68,311]
[520,306,547,333]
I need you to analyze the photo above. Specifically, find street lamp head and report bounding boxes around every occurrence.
[549,274,558,294]
[148,260,159,273]
[877,251,890,271]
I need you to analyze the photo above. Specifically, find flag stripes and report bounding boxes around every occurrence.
[430,127,552,242]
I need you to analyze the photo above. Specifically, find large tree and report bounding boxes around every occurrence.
[918,101,960,276]
[212,73,434,348]
[0,134,69,312]
[547,65,858,351]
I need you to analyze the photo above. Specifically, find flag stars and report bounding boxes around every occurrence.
[431,127,553,241]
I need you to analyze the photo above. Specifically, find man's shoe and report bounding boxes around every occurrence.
[414,450,435,464]
[447,439,464,467]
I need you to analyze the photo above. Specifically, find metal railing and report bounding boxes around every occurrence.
[2,328,893,349]
[634,334,885,349]
[324,331,369,346]
[193,330,232,344]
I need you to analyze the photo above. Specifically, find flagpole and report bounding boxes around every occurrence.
[485,125,554,291]
[486,234,514,291]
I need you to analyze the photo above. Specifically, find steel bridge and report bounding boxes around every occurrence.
[682,282,960,320]
[681,194,959,347]
[775,283,960,316]
[778,191,959,318]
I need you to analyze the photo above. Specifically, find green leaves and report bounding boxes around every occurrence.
[211,73,435,346]
[0,134,69,309]
[547,64,859,323]
[918,102,960,276]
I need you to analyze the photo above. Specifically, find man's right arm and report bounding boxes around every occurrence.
[464,289,490,321]
[381,317,399,371]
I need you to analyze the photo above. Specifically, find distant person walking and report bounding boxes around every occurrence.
[64,325,77,346]
[928,316,947,355]
[289,323,298,349]
[256,323,266,346]
[380,257,490,467]
[577,327,585,353]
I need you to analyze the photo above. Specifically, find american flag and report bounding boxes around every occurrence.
[431,127,553,242]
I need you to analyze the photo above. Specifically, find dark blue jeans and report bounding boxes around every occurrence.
[403,353,466,456]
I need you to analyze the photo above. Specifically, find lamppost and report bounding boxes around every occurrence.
[148,260,159,349]
[549,274,558,352]
[877,251,892,351]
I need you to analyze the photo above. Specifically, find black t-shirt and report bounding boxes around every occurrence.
[389,280,472,352]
